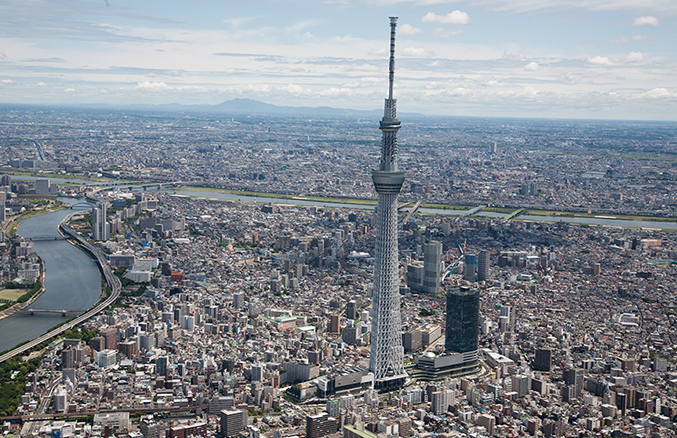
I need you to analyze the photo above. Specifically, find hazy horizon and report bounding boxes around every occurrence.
[1,0,676,121]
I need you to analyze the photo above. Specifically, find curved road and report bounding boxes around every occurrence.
[0,220,121,364]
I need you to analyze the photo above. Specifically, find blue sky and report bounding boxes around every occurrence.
[0,0,675,120]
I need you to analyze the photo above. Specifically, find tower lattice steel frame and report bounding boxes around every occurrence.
[369,16,407,389]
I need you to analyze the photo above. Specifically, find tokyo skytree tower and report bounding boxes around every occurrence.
[369,16,407,390]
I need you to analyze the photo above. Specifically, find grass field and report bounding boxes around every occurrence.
[177,186,379,205]
[524,209,677,222]
[0,289,29,302]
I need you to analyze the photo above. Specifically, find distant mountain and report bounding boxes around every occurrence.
[205,98,382,117]
[113,98,391,117]
[210,98,281,113]
[0,99,423,118]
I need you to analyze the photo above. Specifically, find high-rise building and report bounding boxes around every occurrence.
[463,254,477,282]
[369,17,407,390]
[346,300,357,320]
[593,262,601,276]
[54,387,68,413]
[35,178,51,195]
[499,305,512,332]
[0,198,6,223]
[564,368,584,398]
[101,327,117,350]
[220,409,247,438]
[306,412,338,438]
[402,329,422,353]
[445,286,480,363]
[156,356,169,376]
[329,314,340,334]
[92,201,109,241]
[422,241,443,294]
[534,348,552,372]
[512,374,530,397]
[431,389,455,415]
[477,414,495,436]
[61,349,74,370]
[342,324,357,345]
[477,250,490,282]
[95,349,117,368]
[251,363,264,382]
[406,262,424,291]
[232,292,245,310]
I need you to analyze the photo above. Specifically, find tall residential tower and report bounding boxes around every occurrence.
[369,17,407,390]
[92,201,109,241]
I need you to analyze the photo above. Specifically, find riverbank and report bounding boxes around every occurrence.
[0,200,69,319]
[175,185,381,206]
[166,186,677,229]
[0,267,47,321]
[4,170,137,184]
[0,199,103,355]
[522,209,677,223]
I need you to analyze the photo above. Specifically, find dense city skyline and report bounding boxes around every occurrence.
[0,100,676,436]
[1,4,677,436]
[1,0,676,120]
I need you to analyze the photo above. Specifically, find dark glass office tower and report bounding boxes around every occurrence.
[445,286,480,363]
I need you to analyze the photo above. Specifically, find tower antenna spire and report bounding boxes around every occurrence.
[388,16,397,100]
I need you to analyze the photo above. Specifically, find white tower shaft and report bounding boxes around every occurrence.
[369,17,406,389]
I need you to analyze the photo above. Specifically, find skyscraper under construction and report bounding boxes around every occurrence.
[369,17,407,390]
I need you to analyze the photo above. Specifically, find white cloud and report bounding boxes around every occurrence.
[36,82,46,87]
[588,56,614,66]
[524,62,539,71]
[625,51,644,63]
[135,81,170,90]
[64,88,75,92]
[246,84,270,93]
[282,83,304,94]
[519,86,539,98]
[0,79,13,84]
[641,88,674,99]
[502,52,527,61]
[402,47,434,57]
[356,0,677,14]
[422,11,471,25]
[633,16,659,27]
[563,72,579,83]
[612,34,648,43]
[399,23,422,35]
[318,87,353,97]
[587,52,643,66]
[450,87,473,96]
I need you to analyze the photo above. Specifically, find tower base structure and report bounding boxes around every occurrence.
[374,373,407,391]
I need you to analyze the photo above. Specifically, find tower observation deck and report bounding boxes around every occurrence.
[369,16,407,390]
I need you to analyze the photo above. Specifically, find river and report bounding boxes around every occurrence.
[160,188,677,230]
[0,200,101,354]
[9,175,677,229]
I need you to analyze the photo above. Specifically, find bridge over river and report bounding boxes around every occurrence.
[29,234,67,241]
[16,309,84,316]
